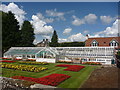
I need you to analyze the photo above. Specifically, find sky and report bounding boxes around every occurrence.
[0,2,119,44]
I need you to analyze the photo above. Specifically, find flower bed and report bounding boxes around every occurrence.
[56,64,85,72]
[2,57,11,60]
[0,60,16,63]
[19,61,48,65]
[12,73,71,86]
[14,58,22,60]
[1,63,48,72]
[26,59,36,61]
[82,62,101,65]
[57,60,72,63]
[64,65,85,72]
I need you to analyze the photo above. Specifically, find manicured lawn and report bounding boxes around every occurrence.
[1,61,99,88]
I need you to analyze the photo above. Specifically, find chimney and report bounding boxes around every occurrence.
[46,39,48,41]
[86,34,89,38]
[118,33,120,37]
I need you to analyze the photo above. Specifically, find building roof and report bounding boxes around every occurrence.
[4,47,59,55]
[85,37,120,48]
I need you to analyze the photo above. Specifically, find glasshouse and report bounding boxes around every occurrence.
[4,47,115,64]
[4,47,59,63]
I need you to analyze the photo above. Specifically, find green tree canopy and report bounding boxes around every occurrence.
[50,30,59,47]
[2,11,21,53]
[20,20,35,46]
[59,42,85,47]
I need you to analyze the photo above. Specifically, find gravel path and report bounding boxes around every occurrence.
[81,66,120,88]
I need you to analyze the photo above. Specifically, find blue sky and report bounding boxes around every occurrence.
[1,2,119,44]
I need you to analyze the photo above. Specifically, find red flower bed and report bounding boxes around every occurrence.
[56,64,85,72]
[64,65,85,72]
[0,60,16,63]
[14,58,22,60]
[2,57,11,60]
[82,62,101,65]
[12,73,71,86]
[26,59,36,61]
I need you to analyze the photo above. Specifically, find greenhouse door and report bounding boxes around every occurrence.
[111,59,115,64]
[23,55,26,59]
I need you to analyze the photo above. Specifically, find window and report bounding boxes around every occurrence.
[110,40,118,47]
[32,55,35,58]
[91,40,98,47]
[27,55,30,58]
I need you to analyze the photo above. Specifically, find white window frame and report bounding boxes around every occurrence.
[91,40,98,47]
[110,40,118,47]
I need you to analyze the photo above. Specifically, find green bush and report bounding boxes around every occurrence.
[116,51,120,59]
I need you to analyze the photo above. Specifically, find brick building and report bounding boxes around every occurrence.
[85,37,120,49]
[36,39,49,47]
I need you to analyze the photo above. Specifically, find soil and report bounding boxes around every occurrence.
[81,65,120,88]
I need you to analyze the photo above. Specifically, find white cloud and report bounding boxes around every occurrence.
[36,13,44,19]
[68,33,87,42]
[63,28,72,35]
[0,3,26,27]
[84,14,97,24]
[72,14,97,26]
[100,16,116,24]
[42,35,51,40]
[72,15,85,26]
[46,9,65,21]
[59,38,68,42]
[44,18,54,23]
[90,19,119,37]
[59,33,87,42]
[36,13,54,23]
[83,30,89,34]
[33,39,39,45]
[31,15,54,35]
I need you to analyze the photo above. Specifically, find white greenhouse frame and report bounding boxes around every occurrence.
[4,46,115,64]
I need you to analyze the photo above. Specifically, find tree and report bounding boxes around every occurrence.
[50,30,59,47]
[2,11,21,53]
[59,42,85,47]
[20,20,35,46]
[116,51,120,68]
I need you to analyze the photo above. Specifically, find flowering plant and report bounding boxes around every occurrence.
[0,60,16,63]
[14,58,22,60]
[57,60,72,63]
[82,62,101,65]
[26,59,36,61]
[2,57,11,60]
[56,64,85,72]
[74,58,80,60]
[19,61,48,65]
[1,63,48,72]
[12,73,71,86]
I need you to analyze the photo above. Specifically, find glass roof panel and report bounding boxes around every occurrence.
[4,48,41,55]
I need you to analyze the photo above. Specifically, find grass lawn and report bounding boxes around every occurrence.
[1,61,99,88]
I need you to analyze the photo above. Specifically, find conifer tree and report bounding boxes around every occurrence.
[50,30,59,47]
[2,11,20,53]
[20,20,35,46]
